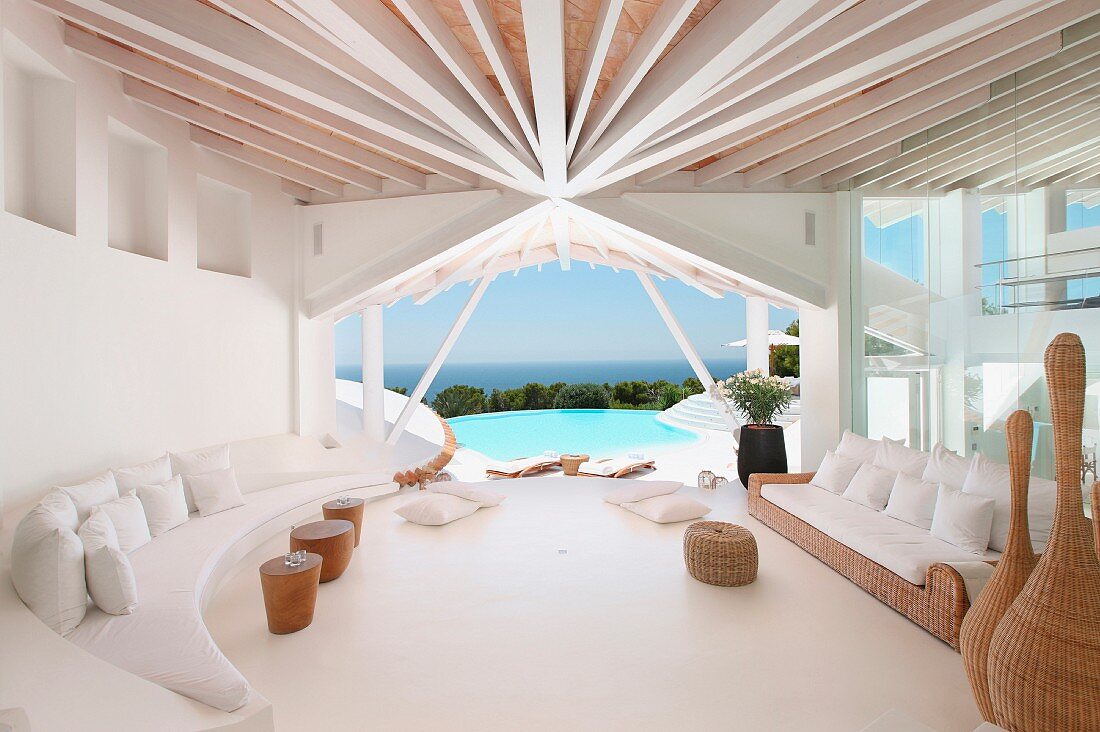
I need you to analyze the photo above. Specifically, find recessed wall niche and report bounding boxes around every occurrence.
[197,174,251,277]
[2,32,76,235]
[107,118,168,260]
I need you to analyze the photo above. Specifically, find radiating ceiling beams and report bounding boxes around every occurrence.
[522,0,567,195]
[190,126,345,195]
[566,0,624,161]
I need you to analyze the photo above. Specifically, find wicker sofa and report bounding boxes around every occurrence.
[748,472,984,649]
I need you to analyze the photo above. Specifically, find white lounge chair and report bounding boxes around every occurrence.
[485,455,562,478]
[576,457,656,478]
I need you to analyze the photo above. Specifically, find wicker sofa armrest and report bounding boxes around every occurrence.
[747,472,815,500]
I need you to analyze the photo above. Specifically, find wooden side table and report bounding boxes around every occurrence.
[560,454,590,476]
[290,520,355,582]
[322,498,365,546]
[259,553,322,634]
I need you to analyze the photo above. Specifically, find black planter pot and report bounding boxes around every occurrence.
[737,424,787,488]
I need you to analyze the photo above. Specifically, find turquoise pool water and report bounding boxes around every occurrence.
[447,409,700,461]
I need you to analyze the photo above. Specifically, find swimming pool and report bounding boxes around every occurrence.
[447,409,701,461]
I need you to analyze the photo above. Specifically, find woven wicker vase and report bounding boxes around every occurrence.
[986,333,1100,731]
[959,409,1038,722]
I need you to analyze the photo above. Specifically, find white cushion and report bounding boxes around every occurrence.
[835,430,887,463]
[931,485,995,554]
[38,489,79,532]
[962,452,1057,552]
[602,480,682,505]
[842,463,897,511]
[922,443,972,489]
[79,510,138,616]
[136,475,190,537]
[428,482,506,507]
[809,451,862,495]
[620,494,710,523]
[112,454,172,494]
[184,467,245,517]
[58,472,119,523]
[761,482,999,584]
[95,493,152,553]
[171,445,231,512]
[883,473,940,529]
[394,493,480,525]
[10,502,87,635]
[873,440,931,478]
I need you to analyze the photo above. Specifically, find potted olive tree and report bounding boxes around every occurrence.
[718,370,793,487]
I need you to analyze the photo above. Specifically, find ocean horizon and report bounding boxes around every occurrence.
[335,357,748,401]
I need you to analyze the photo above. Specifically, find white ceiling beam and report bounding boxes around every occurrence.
[550,205,572,271]
[390,0,533,157]
[566,0,625,160]
[571,0,697,162]
[280,178,313,202]
[820,144,903,189]
[190,126,345,195]
[987,133,1100,185]
[459,0,541,158]
[522,0,567,195]
[950,123,1100,188]
[594,226,724,298]
[1022,148,1100,186]
[294,0,544,193]
[571,216,610,259]
[126,77,383,192]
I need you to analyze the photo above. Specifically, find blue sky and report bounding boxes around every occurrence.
[335,264,797,366]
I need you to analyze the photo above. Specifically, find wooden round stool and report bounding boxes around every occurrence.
[683,521,758,587]
[560,454,590,476]
[290,520,355,582]
[259,553,322,634]
[322,498,365,546]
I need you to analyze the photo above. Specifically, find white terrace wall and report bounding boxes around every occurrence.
[0,0,299,516]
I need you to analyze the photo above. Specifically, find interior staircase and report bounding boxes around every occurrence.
[661,393,801,432]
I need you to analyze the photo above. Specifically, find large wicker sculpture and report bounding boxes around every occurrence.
[986,333,1100,731]
[959,410,1038,722]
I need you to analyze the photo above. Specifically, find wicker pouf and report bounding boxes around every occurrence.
[560,454,589,476]
[683,521,758,587]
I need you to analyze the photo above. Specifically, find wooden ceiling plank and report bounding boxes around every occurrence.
[190,125,345,195]
[566,0,625,160]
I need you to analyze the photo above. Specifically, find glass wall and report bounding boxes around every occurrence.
[849,33,1100,484]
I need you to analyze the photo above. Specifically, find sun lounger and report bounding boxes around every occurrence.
[576,457,656,478]
[485,455,562,478]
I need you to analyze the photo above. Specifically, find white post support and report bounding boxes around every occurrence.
[745,296,770,374]
[636,273,742,445]
[361,304,386,442]
[385,275,495,445]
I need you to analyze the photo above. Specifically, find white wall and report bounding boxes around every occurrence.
[0,0,299,516]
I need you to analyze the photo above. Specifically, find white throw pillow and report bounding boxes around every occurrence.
[136,475,190,537]
[962,453,1058,552]
[602,480,683,505]
[836,431,897,463]
[842,463,897,511]
[10,503,87,635]
[95,493,152,553]
[810,451,862,495]
[38,490,79,532]
[922,443,972,489]
[394,493,480,525]
[78,510,138,615]
[184,467,245,517]
[171,444,231,512]
[428,482,506,507]
[113,454,172,494]
[873,439,931,478]
[931,485,995,554]
[884,473,941,529]
[58,472,119,523]
[620,494,711,523]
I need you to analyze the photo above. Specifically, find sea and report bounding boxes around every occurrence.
[335,357,747,401]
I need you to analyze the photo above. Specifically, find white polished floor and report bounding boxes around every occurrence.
[205,478,983,731]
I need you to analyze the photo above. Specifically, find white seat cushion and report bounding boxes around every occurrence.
[620,494,710,524]
[602,480,682,505]
[761,483,999,585]
[428,482,506,507]
[394,493,480,525]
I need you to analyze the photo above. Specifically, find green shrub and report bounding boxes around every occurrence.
[681,377,705,396]
[770,320,800,377]
[657,384,682,411]
[612,380,650,406]
[388,386,408,395]
[431,384,487,418]
[522,382,552,410]
[553,383,610,409]
[488,388,525,412]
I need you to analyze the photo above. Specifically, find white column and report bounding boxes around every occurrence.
[361,305,385,442]
[745,296,770,374]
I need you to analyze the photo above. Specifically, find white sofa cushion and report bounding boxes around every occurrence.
[620,494,710,523]
[184,468,245,517]
[113,454,172,494]
[922,444,971,489]
[961,452,1058,552]
[58,472,120,523]
[137,476,190,537]
[38,489,79,532]
[931,485,995,554]
[394,493,479,525]
[835,430,885,463]
[602,480,682,505]
[10,501,88,635]
[428,482,506,507]
[883,473,940,529]
[761,482,999,585]
[873,440,931,478]
[79,510,138,616]
[171,445,231,512]
[842,463,897,511]
[809,451,862,495]
[95,493,152,553]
